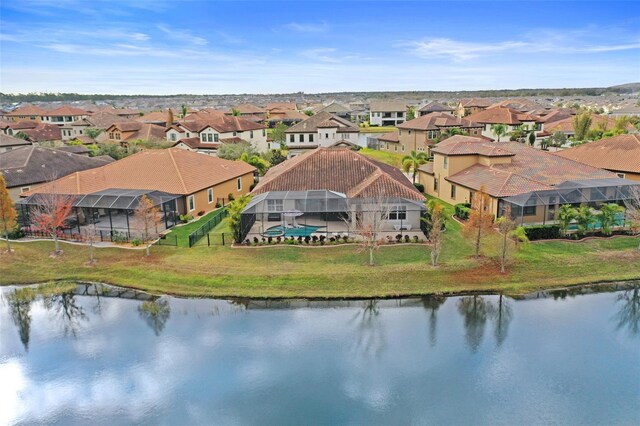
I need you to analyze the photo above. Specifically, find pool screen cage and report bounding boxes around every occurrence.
[239,190,428,242]
[17,188,181,240]
[499,178,640,225]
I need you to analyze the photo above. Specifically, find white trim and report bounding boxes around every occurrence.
[237,177,242,192]
[207,187,214,204]
[187,195,195,211]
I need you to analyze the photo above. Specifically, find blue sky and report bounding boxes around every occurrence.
[1,0,639,94]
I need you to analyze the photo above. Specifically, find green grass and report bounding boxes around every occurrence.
[360,148,405,168]
[164,208,225,247]
[359,126,397,133]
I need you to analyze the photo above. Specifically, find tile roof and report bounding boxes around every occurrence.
[5,104,48,117]
[543,115,634,134]
[378,131,399,143]
[487,98,545,112]
[173,137,221,151]
[267,109,308,121]
[443,142,618,197]
[227,103,265,114]
[0,133,32,148]
[554,134,640,174]
[19,123,62,142]
[286,111,359,133]
[466,106,541,125]
[136,110,171,123]
[81,112,134,128]
[176,113,266,133]
[253,147,423,201]
[430,135,514,157]
[418,101,453,113]
[460,98,492,108]
[266,102,298,111]
[397,112,482,131]
[369,100,407,112]
[43,105,88,116]
[23,148,256,196]
[1,146,112,188]
[418,162,434,175]
[313,102,351,114]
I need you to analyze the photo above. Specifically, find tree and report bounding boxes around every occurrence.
[84,128,103,142]
[407,106,416,121]
[267,149,287,166]
[528,131,536,146]
[271,122,288,146]
[575,205,596,237]
[573,112,592,141]
[0,175,17,253]
[30,193,74,255]
[625,188,640,251]
[167,108,174,126]
[132,195,161,256]
[599,203,624,236]
[440,127,468,140]
[550,131,567,148]
[15,131,30,141]
[225,195,252,243]
[345,198,392,266]
[138,298,171,336]
[425,200,445,267]
[401,150,429,183]
[83,223,99,265]
[217,141,257,160]
[463,186,493,258]
[240,151,270,175]
[231,108,241,117]
[557,204,577,237]
[181,104,188,118]
[613,115,631,134]
[490,124,508,142]
[304,109,314,116]
[496,207,517,273]
[509,125,527,142]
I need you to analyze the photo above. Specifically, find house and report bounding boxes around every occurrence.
[454,98,492,117]
[284,112,360,157]
[395,112,484,154]
[554,134,640,181]
[17,148,256,237]
[418,101,454,116]
[136,110,174,127]
[265,108,308,127]
[376,131,400,151]
[3,121,63,143]
[465,106,541,141]
[487,98,545,112]
[226,104,266,121]
[62,111,134,142]
[105,122,167,144]
[312,102,352,120]
[369,100,407,126]
[240,147,426,241]
[417,135,638,224]
[166,113,268,152]
[4,104,48,122]
[540,114,635,140]
[1,146,112,200]
[609,105,640,117]
[0,133,32,153]
[41,106,88,126]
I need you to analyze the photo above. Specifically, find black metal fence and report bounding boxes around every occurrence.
[155,234,178,246]
[188,209,228,247]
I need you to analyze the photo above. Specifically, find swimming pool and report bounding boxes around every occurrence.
[263,225,325,237]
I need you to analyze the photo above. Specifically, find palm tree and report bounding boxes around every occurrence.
[240,151,270,176]
[598,203,624,236]
[401,150,429,183]
[491,124,508,142]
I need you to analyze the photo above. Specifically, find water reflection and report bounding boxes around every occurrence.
[138,298,171,336]
[457,295,492,352]
[350,300,386,357]
[614,286,640,337]
[6,288,36,351]
[421,295,446,347]
[42,292,89,337]
[492,294,512,348]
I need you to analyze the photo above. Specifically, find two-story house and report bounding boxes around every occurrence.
[465,107,541,141]
[418,101,454,116]
[369,100,407,126]
[4,104,48,122]
[454,98,492,118]
[284,111,360,157]
[392,112,484,154]
[41,106,89,126]
[226,104,266,121]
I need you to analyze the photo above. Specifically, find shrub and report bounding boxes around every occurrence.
[179,214,193,223]
[253,237,259,244]
[342,235,348,243]
[524,225,561,241]
[311,235,318,243]
[228,193,235,202]
[413,235,419,243]
[414,182,425,193]
[131,238,142,246]
[244,239,250,245]
[215,202,221,208]
[454,203,472,221]
[395,234,402,242]
[267,236,273,244]
[276,236,282,243]
[329,237,336,243]
[7,226,25,239]
[197,210,205,217]
[304,236,311,244]
[404,235,410,243]
[111,231,128,243]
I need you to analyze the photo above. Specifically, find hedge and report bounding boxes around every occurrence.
[524,225,561,241]
[414,182,425,193]
[454,203,471,221]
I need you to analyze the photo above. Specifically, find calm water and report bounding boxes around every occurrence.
[1,283,639,425]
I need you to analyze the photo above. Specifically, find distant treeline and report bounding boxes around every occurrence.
[1,84,638,103]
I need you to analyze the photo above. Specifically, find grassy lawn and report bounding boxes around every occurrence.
[164,208,225,247]
[2,216,639,298]
[359,126,397,133]
[360,148,405,168]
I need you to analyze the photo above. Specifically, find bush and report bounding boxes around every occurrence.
[414,182,425,193]
[179,214,193,223]
[215,202,221,208]
[524,225,561,241]
[454,203,472,221]
[131,238,142,246]
[7,226,25,239]
[197,210,205,217]
[228,193,235,202]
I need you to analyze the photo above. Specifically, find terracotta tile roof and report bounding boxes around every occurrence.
[136,111,171,123]
[5,104,48,117]
[0,133,32,148]
[2,121,38,131]
[266,102,298,111]
[313,102,351,114]
[1,146,111,188]
[535,109,574,124]
[398,112,482,131]
[127,123,167,141]
[554,134,640,174]
[113,108,141,116]
[43,105,88,116]
[418,162,434,175]
[466,106,541,125]
[173,137,220,151]
[543,115,634,134]
[23,148,256,196]
[286,111,359,133]
[443,142,618,197]
[369,100,407,112]
[19,123,62,142]
[253,147,423,201]
[418,101,453,113]
[227,103,265,114]
[176,114,266,133]
[267,109,308,121]
[81,112,133,129]
[378,131,399,143]
[460,98,492,108]
[488,99,544,112]
[431,135,515,157]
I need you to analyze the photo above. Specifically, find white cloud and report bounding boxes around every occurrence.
[157,24,207,46]
[284,21,328,33]
[300,47,342,63]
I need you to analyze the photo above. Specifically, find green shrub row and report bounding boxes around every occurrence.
[524,225,561,241]
[454,203,471,220]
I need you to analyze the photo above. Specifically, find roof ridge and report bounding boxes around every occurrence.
[168,149,189,193]
[22,145,36,168]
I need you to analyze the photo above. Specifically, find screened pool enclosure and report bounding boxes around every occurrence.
[499,178,640,226]
[240,190,428,241]
[17,188,181,240]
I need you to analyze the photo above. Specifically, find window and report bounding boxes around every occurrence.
[250,131,254,138]
[201,134,206,142]
[309,134,314,142]
[325,133,329,139]
[237,177,242,191]
[214,134,219,142]
[523,206,537,216]
[290,134,294,143]
[443,156,448,169]
[170,133,176,141]
[207,133,213,142]
[402,145,405,152]
[398,129,402,136]
[267,199,283,212]
[408,130,412,135]
[20,186,31,193]
[207,188,214,204]
[299,134,304,142]
[469,191,474,206]
[262,129,266,136]
[188,195,195,212]
[450,185,457,199]
[617,173,626,178]
[186,133,190,137]
[434,177,438,191]
[388,206,407,221]
[233,132,237,136]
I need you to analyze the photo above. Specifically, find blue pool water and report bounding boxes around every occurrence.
[263,225,325,237]
[567,212,626,231]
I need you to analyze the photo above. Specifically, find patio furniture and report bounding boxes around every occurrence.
[394,224,412,231]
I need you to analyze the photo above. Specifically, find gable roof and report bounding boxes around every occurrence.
[554,134,640,174]
[22,148,256,196]
[543,114,634,134]
[43,105,88,116]
[465,106,540,125]
[136,110,171,123]
[418,101,454,113]
[314,102,351,114]
[175,113,266,133]
[173,137,221,151]
[0,133,32,148]
[253,147,423,201]
[1,146,112,188]
[378,131,399,143]
[5,104,48,117]
[286,111,359,133]
[369,100,407,112]
[398,112,482,131]
[459,98,492,108]
[19,123,62,142]
[81,112,133,129]
[266,102,298,111]
[431,135,515,157]
[227,103,265,114]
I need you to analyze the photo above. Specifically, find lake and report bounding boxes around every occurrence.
[1,283,639,425]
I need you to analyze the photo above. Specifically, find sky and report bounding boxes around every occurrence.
[0,0,639,95]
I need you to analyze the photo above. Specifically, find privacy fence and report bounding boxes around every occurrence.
[187,209,229,247]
